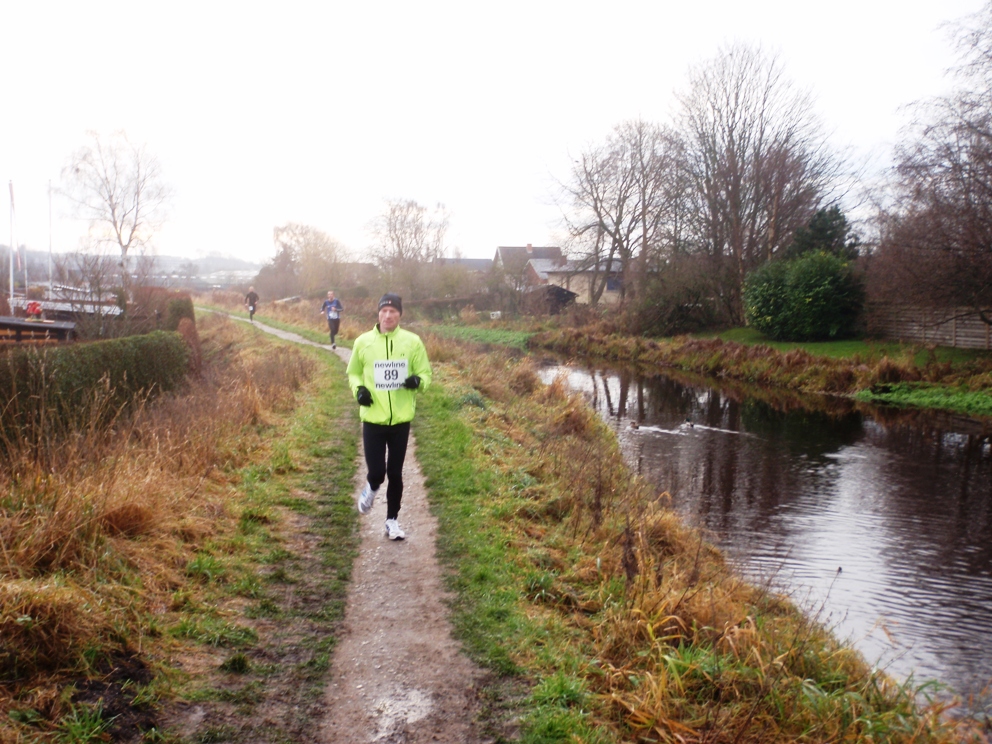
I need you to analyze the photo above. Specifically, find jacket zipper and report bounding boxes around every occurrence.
[385,334,393,425]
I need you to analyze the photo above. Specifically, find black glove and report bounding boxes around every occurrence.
[403,375,421,390]
[356,386,373,406]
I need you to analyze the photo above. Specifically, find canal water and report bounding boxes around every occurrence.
[539,360,992,714]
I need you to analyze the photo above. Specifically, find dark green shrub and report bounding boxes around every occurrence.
[165,295,195,331]
[743,252,864,341]
[0,331,190,448]
[743,260,790,337]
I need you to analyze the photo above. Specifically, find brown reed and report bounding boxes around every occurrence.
[0,313,315,716]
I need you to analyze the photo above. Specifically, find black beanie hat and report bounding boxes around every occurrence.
[378,293,403,314]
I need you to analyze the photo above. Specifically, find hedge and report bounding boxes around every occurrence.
[743,252,865,341]
[0,331,190,445]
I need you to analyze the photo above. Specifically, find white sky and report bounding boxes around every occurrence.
[1,0,986,265]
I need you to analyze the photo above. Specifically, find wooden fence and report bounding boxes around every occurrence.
[867,304,992,349]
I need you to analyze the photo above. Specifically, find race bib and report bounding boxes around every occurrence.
[327,311,339,319]
[373,359,408,391]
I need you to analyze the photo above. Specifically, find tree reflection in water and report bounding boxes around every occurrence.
[540,358,992,715]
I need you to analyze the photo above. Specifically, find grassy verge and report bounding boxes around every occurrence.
[716,327,992,366]
[0,313,360,743]
[413,337,979,743]
[427,324,535,350]
[855,381,992,417]
[158,323,360,743]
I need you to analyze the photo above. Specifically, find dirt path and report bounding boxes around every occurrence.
[234,317,489,743]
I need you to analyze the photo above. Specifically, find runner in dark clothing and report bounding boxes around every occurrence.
[346,293,432,540]
[245,287,259,322]
[319,290,344,348]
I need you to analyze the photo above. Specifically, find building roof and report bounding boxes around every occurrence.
[544,259,621,275]
[526,258,564,282]
[494,245,563,270]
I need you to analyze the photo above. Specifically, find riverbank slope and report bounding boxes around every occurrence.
[527,326,992,418]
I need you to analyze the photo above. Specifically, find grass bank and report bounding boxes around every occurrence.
[413,334,980,743]
[0,313,360,743]
[531,327,992,418]
[426,324,535,350]
[715,327,991,366]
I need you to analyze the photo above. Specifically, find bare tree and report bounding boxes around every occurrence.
[276,223,347,296]
[562,136,633,307]
[872,3,992,322]
[60,131,170,310]
[369,199,449,299]
[560,121,685,305]
[52,251,121,337]
[675,44,840,322]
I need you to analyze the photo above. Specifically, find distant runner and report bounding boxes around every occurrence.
[244,286,259,322]
[319,290,344,349]
[346,293,432,540]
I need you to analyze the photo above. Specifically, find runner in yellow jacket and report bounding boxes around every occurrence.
[346,293,432,540]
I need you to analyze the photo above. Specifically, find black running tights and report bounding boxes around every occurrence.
[362,421,411,520]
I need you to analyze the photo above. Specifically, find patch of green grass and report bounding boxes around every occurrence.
[244,597,281,619]
[8,708,42,725]
[219,653,252,674]
[717,327,992,365]
[231,574,263,598]
[522,708,612,744]
[530,671,588,708]
[186,552,225,583]
[428,325,534,350]
[261,548,293,564]
[213,681,265,706]
[415,380,613,741]
[415,387,526,676]
[170,617,258,648]
[855,382,992,417]
[296,652,331,681]
[55,702,114,743]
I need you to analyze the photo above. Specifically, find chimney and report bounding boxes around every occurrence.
[526,243,533,254]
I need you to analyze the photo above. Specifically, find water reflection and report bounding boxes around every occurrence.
[541,361,992,713]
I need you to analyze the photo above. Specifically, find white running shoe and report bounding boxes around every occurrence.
[358,483,378,514]
[384,519,405,540]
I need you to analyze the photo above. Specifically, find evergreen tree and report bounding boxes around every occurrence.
[785,206,860,260]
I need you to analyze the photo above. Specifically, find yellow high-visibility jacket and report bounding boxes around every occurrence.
[346,324,432,426]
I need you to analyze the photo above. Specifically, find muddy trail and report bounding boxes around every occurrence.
[166,315,490,743]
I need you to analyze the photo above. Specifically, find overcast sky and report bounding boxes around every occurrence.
[1,0,986,265]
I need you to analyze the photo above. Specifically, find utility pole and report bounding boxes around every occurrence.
[8,180,14,308]
[48,180,52,298]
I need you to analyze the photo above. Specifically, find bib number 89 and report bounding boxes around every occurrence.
[373,360,409,390]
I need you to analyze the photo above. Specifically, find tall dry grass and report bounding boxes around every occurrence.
[0,313,314,716]
[530,328,983,397]
[445,346,976,742]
